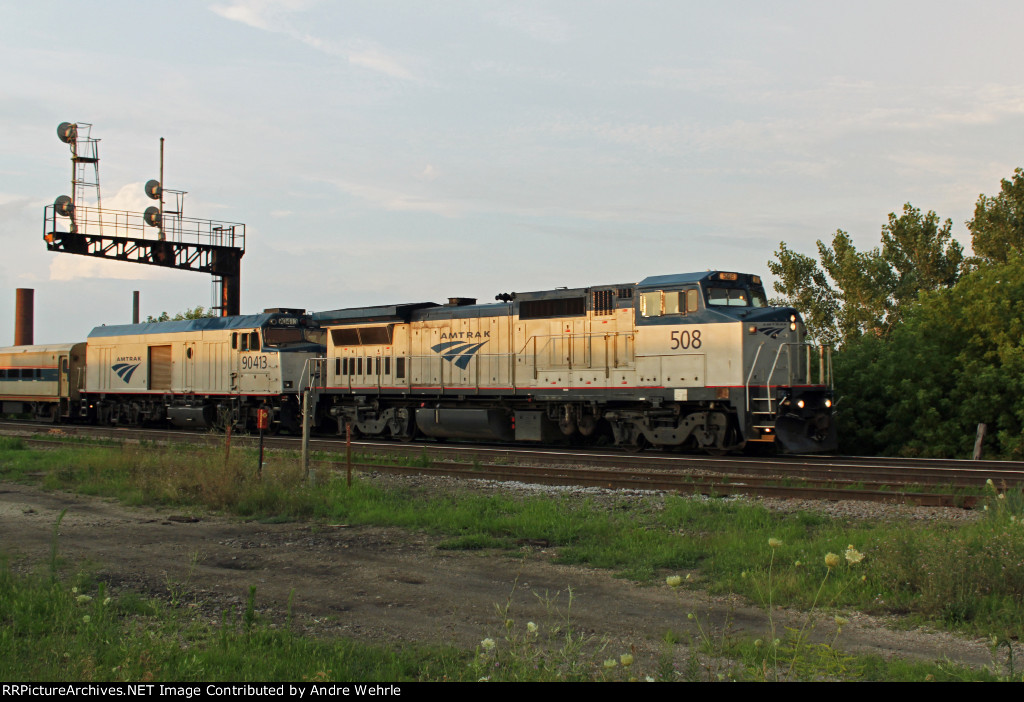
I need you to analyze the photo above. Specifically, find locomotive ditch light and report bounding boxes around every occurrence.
[790,322,797,331]
[747,325,757,334]
[824,399,832,408]
[797,399,805,409]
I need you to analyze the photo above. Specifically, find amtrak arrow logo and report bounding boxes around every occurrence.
[431,341,488,370]
[111,362,140,383]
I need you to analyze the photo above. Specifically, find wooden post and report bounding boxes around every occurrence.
[257,427,264,480]
[973,423,987,460]
[346,422,352,487]
[301,391,311,481]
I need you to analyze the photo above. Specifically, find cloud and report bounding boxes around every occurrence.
[210,0,419,80]
[485,7,570,43]
[329,178,463,217]
[347,43,417,81]
[48,255,178,282]
[102,182,154,214]
[209,0,315,31]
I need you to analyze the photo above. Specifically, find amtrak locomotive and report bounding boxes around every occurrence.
[0,271,836,453]
[312,271,835,454]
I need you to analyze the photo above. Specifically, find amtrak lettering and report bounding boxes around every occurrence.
[438,331,490,340]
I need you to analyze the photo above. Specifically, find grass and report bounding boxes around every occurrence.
[0,558,468,682]
[2,437,1024,680]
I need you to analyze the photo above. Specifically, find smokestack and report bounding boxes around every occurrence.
[133,290,140,324]
[15,288,34,346]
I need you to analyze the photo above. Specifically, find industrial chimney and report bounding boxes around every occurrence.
[14,288,34,346]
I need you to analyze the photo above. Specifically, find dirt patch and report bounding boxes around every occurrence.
[0,480,1008,676]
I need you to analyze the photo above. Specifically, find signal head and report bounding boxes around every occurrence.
[57,122,77,144]
[143,206,162,227]
[54,195,74,218]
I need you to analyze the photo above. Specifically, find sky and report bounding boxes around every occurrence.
[3,0,1024,344]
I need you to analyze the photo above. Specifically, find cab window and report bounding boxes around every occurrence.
[708,287,751,307]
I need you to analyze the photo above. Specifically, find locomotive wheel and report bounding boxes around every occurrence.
[396,422,418,443]
[622,434,649,453]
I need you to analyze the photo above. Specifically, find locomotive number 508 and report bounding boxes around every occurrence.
[670,329,702,350]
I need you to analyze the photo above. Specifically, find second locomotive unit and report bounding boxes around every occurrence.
[82,310,322,432]
[311,271,836,454]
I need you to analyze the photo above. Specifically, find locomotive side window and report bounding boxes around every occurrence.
[664,291,680,315]
[336,358,341,376]
[240,334,249,351]
[249,332,260,350]
[640,291,662,317]
[686,289,700,313]
[231,333,238,350]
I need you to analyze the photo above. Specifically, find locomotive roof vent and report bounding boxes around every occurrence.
[446,297,476,307]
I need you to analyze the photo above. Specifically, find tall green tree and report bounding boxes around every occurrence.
[967,167,1024,265]
[768,204,963,347]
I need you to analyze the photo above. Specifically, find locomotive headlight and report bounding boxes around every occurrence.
[789,322,797,331]
[824,399,832,409]
[790,314,796,322]
[797,399,805,409]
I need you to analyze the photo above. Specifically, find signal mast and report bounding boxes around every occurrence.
[44,122,246,317]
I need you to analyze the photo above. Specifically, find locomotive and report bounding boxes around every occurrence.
[1,311,323,432]
[311,271,836,453]
[0,271,836,454]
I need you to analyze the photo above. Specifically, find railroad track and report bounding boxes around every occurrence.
[4,421,1019,508]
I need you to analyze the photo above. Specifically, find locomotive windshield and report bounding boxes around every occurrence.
[706,286,768,308]
[263,322,324,348]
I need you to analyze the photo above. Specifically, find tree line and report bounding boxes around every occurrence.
[769,168,1024,458]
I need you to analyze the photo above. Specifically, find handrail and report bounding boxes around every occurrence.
[298,356,327,395]
[745,343,764,412]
